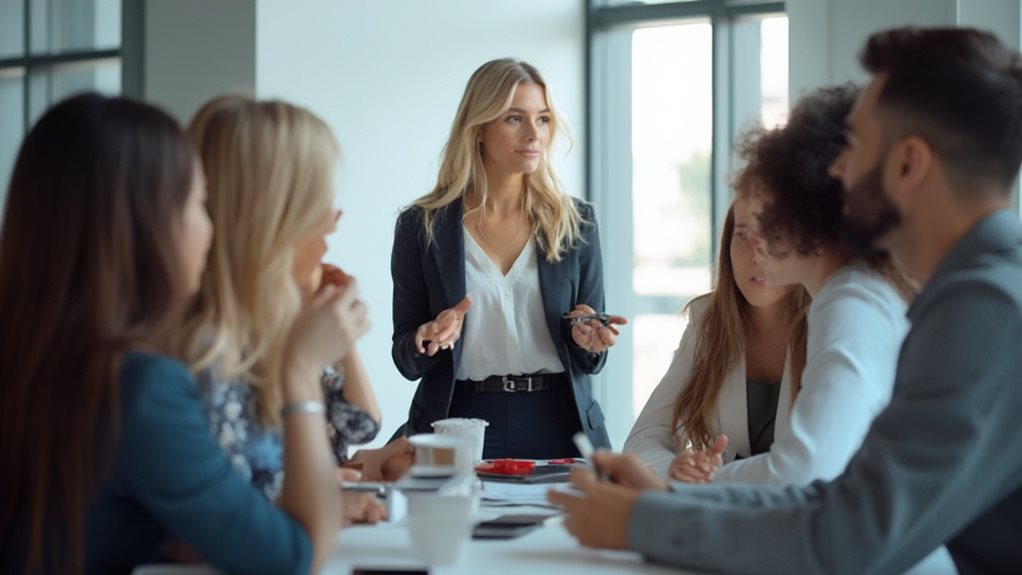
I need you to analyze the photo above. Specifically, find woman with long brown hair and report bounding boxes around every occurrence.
[624,197,810,480]
[0,93,342,574]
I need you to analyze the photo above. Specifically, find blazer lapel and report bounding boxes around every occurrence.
[430,202,467,311]
[537,244,572,369]
[429,202,467,372]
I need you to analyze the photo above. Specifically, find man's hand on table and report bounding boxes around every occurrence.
[547,452,668,550]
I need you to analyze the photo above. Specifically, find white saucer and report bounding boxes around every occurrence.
[409,464,458,478]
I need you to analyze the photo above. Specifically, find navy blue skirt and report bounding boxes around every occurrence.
[448,374,582,460]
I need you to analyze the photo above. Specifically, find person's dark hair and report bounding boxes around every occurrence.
[734,83,858,255]
[862,26,1022,194]
[0,93,195,574]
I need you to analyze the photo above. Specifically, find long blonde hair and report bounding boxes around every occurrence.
[413,58,581,262]
[178,95,338,427]
[671,203,811,451]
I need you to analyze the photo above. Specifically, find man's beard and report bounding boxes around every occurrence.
[841,161,902,254]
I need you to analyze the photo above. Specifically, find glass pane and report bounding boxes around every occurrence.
[632,313,689,418]
[759,15,789,128]
[631,22,713,299]
[27,58,120,126]
[31,0,120,54]
[596,0,702,6]
[0,0,25,58]
[0,71,25,216]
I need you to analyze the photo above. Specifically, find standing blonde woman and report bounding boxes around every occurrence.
[391,58,626,458]
[179,96,410,523]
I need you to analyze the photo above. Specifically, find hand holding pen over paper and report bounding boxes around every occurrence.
[564,304,629,354]
[547,444,669,550]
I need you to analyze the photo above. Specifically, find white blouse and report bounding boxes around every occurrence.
[455,229,564,381]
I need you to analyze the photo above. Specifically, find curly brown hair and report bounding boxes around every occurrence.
[733,84,858,255]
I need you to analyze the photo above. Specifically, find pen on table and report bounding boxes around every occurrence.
[572,432,611,482]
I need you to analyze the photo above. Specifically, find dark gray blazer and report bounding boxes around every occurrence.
[390,198,611,449]
[627,210,1022,575]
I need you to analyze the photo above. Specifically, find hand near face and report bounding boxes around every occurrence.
[284,280,369,383]
[414,296,473,356]
[546,468,641,550]
[668,435,728,483]
[318,263,354,291]
[566,304,629,353]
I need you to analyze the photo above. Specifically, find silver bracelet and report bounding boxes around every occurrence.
[281,401,326,418]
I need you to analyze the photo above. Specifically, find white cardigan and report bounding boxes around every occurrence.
[624,261,909,485]
[623,297,795,479]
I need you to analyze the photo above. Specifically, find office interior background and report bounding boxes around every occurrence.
[1,0,1019,449]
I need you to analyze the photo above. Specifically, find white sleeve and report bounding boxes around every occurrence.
[712,278,906,486]
[623,318,699,479]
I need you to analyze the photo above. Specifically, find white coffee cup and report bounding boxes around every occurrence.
[405,492,475,566]
[431,418,489,463]
[408,433,476,476]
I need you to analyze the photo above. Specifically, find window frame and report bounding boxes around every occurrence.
[0,0,141,133]
[584,0,787,446]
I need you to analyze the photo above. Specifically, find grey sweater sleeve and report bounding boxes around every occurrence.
[627,281,1022,575]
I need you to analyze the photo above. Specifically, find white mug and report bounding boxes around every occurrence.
[408,433,476,476]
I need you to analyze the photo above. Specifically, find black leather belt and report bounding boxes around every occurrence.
[457,373,566,393]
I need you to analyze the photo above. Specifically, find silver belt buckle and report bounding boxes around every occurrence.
[502,375,516,392]
[501,375,534,392]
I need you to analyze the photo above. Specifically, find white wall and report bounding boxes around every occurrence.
[788,0,1022,212]
[789,0,1022,97]
[787,0,957,98]
[254,0,586,447]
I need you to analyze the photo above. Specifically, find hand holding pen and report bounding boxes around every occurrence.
[547,447,668,550]
[572,433,667,490]
[565,304,629,353]
[573,432,611,482]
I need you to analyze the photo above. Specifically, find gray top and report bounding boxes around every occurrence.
[628,210,1022,575]
[745,379,780,456]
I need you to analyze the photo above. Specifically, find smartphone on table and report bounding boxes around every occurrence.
[471,513,548,540]
[351,569,428,575]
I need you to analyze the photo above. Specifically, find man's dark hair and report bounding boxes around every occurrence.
[734,84,858,255]
[862,27,1022,194]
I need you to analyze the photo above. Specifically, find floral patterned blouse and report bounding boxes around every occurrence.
[197,363,380,501]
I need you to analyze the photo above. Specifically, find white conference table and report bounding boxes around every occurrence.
[321,514,696,574]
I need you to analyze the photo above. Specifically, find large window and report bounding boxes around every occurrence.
[0,0,125,208]
[587,0,788,445]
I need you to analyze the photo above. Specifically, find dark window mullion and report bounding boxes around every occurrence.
[22,0,30,132]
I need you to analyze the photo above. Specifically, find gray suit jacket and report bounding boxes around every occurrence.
[390,198,611,449]
[629,210,1022,575]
